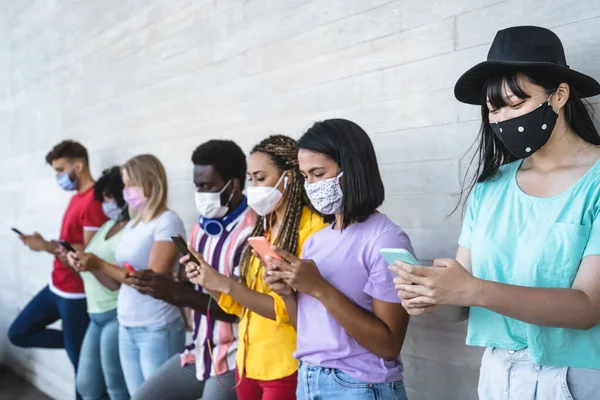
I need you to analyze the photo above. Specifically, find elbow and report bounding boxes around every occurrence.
[379,344,402,362]
[579,317,600,331]
[381,351,401,362]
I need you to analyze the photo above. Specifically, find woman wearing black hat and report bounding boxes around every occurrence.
[391,26,600,399]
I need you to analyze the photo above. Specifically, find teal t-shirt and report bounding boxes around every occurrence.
[459,158,600,369]
[81,220,123,314]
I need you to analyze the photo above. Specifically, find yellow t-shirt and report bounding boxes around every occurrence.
[218,207,327,380]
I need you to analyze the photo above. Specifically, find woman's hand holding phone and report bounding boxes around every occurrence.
[259,249,293,297]
[265,247,329,299]
[71,252,101,272]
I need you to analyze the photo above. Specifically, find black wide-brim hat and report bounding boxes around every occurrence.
[454,26,600,105]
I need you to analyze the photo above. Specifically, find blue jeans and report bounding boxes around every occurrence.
[7,285,89,400]
[297,362,407,400]
[119,316,185,396]
[77,309,129,400]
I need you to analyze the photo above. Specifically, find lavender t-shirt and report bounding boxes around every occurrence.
[294,212,414,383]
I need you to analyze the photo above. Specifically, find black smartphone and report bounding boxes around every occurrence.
[58,240,76,253]
[170,235,200,265]
[11,227,24,235]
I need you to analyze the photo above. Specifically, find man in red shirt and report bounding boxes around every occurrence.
[8,140,108,400]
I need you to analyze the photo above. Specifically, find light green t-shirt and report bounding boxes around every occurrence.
[81,220,124,314]
[459,158,600,369]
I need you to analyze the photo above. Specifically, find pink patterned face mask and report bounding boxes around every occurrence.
[123,187,147,210]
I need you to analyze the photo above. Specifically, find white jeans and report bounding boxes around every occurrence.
[478,347,600,400]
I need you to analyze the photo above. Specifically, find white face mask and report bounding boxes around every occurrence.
[195,180,232,219]
[247,173,288,217]
[305,172,344,215]
[102,201,123,221]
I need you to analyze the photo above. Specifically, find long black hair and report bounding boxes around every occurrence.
[299,118,385,229]
[457,71,600,210]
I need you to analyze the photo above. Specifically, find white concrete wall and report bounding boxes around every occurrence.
[1,0,599,398]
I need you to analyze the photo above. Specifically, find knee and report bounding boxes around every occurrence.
[7,321,27,347]
[76,369,102,400]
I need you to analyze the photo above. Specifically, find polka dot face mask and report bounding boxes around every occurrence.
[490,92,558,159]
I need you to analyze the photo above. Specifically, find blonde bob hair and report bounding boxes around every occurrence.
[122,154,168,223]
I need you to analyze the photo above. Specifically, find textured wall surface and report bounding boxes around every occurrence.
[1,1,599,398]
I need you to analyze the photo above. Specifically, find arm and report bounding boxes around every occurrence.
[396,255,600,330]
[93,241,179,285]
[282,295,298,330]
[20,233,58,256]
[89,269,121,291]
[315,283,409,360]
[185,258,279,321]
[472,255,600,329]
[268,248,409,361]
[220,279,278,320]
[129,270,237,323]
[147,241,179,274]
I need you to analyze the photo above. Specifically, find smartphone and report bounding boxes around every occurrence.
[247,237,282,262]
[380,248,419,266]
[122,262,136,273]
[58,240,76,253]
[11,227,24,235]
[170,235,200,265]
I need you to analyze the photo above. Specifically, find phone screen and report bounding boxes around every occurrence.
[59,240,76,253]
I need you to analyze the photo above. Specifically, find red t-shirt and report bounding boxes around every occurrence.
[51,185,108,296]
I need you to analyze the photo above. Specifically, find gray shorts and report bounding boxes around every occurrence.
[478,347,600,400]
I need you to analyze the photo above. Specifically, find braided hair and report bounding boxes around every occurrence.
[240,135,309,283]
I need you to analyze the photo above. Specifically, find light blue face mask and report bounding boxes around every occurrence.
[56,172,78,191]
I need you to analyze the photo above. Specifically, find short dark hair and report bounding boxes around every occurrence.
[46,140,89,165]
[299,119,385,229]
[94,166,129,219]
[191,140,247,190]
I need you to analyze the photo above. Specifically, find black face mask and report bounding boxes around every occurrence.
[490,94,558,159]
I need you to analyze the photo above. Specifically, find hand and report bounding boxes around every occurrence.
[265,247,329,298]
[263,265,294,298]
[181,246,231,293]
[129,270,179,300]
[21,232,48,252]
[72,252,102,272]
[252,249,293,298]
[66,251,79,270]
[390,258,480,309]
[388,263,435,316]
[56,246,70,266]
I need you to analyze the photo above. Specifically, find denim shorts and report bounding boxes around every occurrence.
[478,347,600,400]
[297,361,407,400]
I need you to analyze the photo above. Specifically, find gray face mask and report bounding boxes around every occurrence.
[304,172,344,215]
[102,201,123,221]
